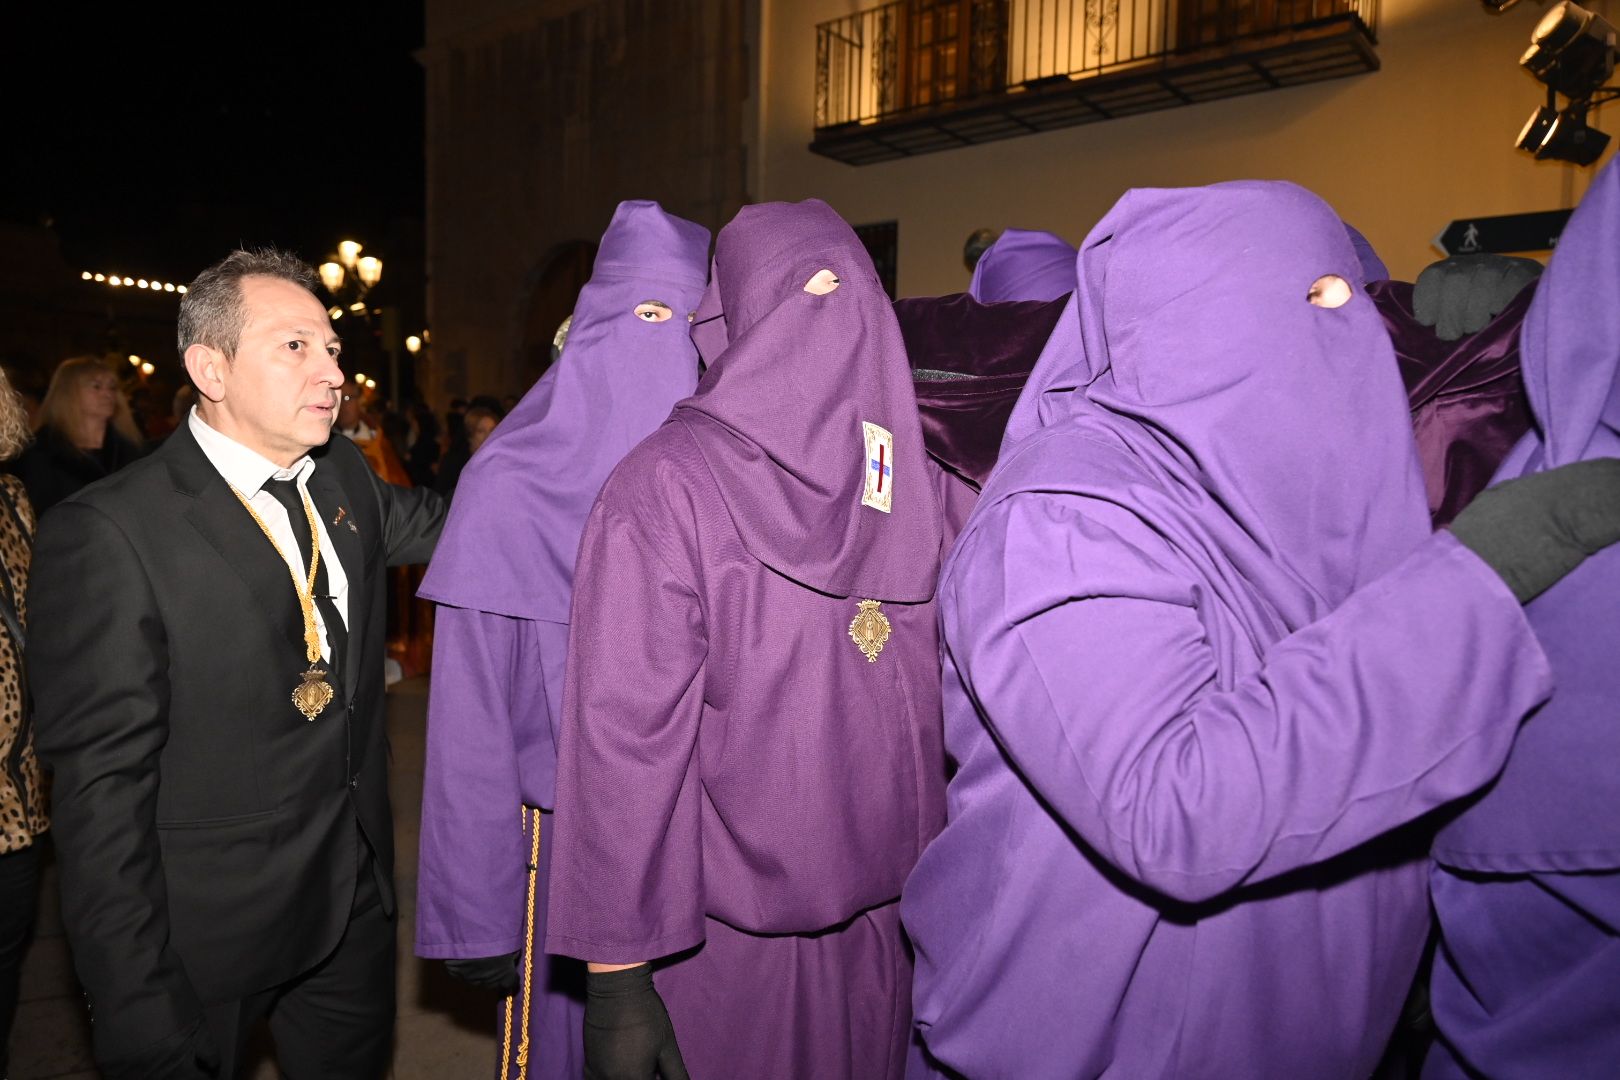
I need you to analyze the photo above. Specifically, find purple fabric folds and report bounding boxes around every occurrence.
[1368,278,1535,526]
[903,182,1550,1080]
[419,199,709,623]
[1344,221,1389,284]
[675,199,941,601]
[897,292,1064,491]
[967,227,1077,302]
[1424,163,1620,1080]
[1431,156,1620,873]
[414,201,708,1080]
[547,200,948,1079]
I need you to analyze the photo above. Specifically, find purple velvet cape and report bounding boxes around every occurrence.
[545,200,945,1079]
[902,181,1551,1080]
[968,228,1077,302]
[897,292,1066,546]
[1424,155,1620,1080]
[1369,279,1535,527]
[413,201,709,1079]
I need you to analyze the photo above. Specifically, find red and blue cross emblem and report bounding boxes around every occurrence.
[870,443,890,493]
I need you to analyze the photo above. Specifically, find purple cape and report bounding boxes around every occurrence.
[897,291,1065,491]
[967,227,1077,303]
[1424,153,1620,1080]
[1367,278,1535,527]
[414,201,708,1080]
[546,200,946,1079]
[675,198,941,601]
[903,182,1549,1079]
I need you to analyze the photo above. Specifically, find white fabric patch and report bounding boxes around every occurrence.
[861,421,894,514]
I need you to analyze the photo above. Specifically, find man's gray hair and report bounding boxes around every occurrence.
[177,248,319,361]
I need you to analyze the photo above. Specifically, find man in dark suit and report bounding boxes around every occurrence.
[29,248,446,1078]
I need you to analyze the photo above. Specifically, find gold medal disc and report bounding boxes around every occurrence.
[292,665,335,721]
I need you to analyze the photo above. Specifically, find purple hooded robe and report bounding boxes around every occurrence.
[968,228,1078,303]
[901,182,1553,1080]
[545,200,946,1080]
[414,200,709,1080]
[1424,157,1620,1080]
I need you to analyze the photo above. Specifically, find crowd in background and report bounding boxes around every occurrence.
[0,358,518,514]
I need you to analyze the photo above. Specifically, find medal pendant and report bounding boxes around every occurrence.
[292,665,335,721]
[849,599,892,663]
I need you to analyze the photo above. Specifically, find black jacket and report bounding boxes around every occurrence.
[28,422,444,1066]
[13,424,143,516]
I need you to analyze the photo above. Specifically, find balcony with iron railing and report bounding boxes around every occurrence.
[812,0,1380,164]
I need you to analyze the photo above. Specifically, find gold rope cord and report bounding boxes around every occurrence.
[516,807,541,1076]
[499,806,543,1080]
[229,485,324,663]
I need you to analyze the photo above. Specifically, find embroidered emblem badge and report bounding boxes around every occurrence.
[849,599,892,663]
[861,421,894,514]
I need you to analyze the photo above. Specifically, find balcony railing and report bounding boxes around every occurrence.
[813,0,1379,164]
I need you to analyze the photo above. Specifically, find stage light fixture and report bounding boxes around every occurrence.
[1525,104,1612,163]
[1521,1,1617,99]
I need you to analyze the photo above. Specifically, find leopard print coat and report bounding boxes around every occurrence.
[0,473,43,853]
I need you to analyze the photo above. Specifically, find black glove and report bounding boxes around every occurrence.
[1413,254,1542,341]
[1449,457,1620,603]
[444,953,520,996]
[101,1018,221,1079]
[583,964,690,1080]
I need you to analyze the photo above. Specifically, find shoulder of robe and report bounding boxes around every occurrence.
[588,421,712,566]
[947,488,1196,622]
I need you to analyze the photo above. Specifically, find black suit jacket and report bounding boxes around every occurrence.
[28,422,444,1065]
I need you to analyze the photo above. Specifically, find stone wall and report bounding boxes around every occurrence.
[422,0,751,403]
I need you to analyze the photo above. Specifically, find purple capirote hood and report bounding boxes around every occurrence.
[1343,222,1388,284]
[418,199,709,622]
[968,227,1077,303]
[674,199,942,602]
[985,180,1430,625]
[1432,153,1620,873]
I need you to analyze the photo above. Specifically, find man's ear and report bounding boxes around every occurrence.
[183,343,228,403]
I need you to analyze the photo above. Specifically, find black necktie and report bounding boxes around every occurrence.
[263,477,347,691]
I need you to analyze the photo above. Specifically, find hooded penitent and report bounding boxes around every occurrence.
[902,181,1549,1080]
[1424,155,1620,1080]
[414,200,709,1080]
[547,200,946,1080]
[968,227,1078,303]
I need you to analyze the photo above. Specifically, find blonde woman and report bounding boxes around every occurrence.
[0,367,42,1079]
[15,356,143,514]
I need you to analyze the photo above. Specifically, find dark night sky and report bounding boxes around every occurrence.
[2,3,426,283]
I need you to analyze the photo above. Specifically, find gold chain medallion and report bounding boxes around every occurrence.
[231,484,335,721]
[849,599,892,663]
[292,665,336,721]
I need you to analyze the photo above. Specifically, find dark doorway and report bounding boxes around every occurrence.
[519,240,597,391]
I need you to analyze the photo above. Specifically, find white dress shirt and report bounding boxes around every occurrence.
[189,408,350,661]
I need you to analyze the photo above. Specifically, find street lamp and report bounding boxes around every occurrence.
[319,239,383,308]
